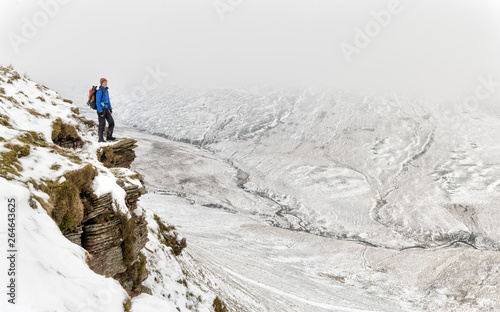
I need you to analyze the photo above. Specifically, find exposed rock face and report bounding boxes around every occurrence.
[64,184,148,281]
[83,193,112,223]
[51,118,84,148]
[64,226,83,246]
[54,138,84,149]
[62,139,149,295]
[97,139,138,169]
[84,218,126,276]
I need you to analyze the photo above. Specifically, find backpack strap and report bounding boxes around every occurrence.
[97,87,108,109]
[99,87,107,99]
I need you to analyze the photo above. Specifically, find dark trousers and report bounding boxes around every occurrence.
[97,108,115,140]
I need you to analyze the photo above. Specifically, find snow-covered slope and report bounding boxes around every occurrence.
[0,66,218,312]
[121,126,500,312]
[114,86,500,251]
[0,66,128,311]
[97,85,500,311]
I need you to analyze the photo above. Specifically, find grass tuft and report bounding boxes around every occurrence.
[213,297,228,312]
[123,298,131,312]
[154,214,187,256]
[0,143,31,179]
[51,118,83,147]
[41,164,97,234]
[0,114,12,128]
[10,71,21,81]
[18,131,47,147]
[27,108,49,118]
[118,211,138,266]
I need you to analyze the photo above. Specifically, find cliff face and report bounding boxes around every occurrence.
[37,102,150,293]
[62,139,150,295]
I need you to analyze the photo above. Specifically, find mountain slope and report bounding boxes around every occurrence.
[0,65,219,312]
[114,86,500,251]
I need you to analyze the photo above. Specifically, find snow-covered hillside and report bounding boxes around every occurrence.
[0,66,220,312]
[103,85,500,311]
[114,86,500,251]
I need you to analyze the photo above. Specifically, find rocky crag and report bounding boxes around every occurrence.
[62,138,150,295]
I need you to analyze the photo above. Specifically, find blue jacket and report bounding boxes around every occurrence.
[96,86,112,113]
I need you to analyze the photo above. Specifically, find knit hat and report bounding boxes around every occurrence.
[100,78,107,85]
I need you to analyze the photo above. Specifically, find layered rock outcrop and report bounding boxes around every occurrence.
[62,139,149,295]
[97,138,138,169]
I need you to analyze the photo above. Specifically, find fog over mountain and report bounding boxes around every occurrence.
[1,0,500,96]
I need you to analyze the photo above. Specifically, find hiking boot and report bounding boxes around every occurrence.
[98,138,106,143]
[106,136,116,141]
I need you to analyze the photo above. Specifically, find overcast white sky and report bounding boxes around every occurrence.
[1,0,500,96]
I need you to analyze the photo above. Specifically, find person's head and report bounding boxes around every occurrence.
[100,78,108,87]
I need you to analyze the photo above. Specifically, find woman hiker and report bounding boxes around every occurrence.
[95,78,116,143]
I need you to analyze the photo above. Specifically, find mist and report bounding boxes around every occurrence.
[1,0,500,97]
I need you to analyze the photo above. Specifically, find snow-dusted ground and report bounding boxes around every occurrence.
[111,87,500,250]
[62,84,500,311]
[0,67,219,312]
[0,68,130,312]
[121,125,500,311]
[0,179,129,312]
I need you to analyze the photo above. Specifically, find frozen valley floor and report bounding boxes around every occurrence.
[120,127,500,312]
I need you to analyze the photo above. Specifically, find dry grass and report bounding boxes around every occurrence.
[27,108,49,118]
[51,118,83,148]
[0,114,12,128]
[123,298,132,312]
[73,114,97,128]
[118,212,138,266]
[41,164,97,234]
[0,143,30,180]
[213,297,228,312]
[154,214,187,256]
[18,131,47,147]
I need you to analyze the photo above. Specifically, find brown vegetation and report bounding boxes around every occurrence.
[41,164,97,234]
[154,214,187,256]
